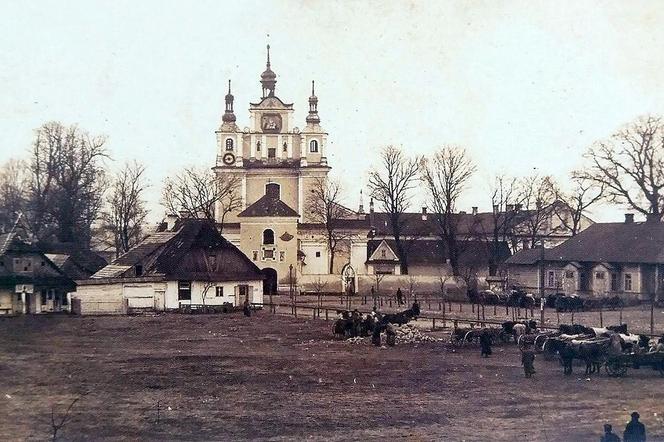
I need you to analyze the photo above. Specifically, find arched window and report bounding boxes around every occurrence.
[225,138,234,151]
[263,229,275,245]
[265,183,280,198]
[309,139,319,153]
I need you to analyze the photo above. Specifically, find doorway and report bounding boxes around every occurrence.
[262,267,278,296]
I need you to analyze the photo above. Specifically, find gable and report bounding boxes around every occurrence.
[368,240,399,262]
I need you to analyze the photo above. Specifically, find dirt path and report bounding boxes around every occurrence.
[0,313,662,441]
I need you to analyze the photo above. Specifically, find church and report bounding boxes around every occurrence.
[212,47,585,296]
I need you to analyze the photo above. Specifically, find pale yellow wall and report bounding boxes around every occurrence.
[245,173,299,211]
[73,283,126,315]
[240,218,299,285]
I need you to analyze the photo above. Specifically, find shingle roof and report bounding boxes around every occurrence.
[91,220,263,282]
[238,194,299,218]
[366,238,511,267]
[544,221,664,264]
[39,242,107,276]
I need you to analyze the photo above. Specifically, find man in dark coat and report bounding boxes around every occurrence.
[521,344,536,378]
[243,297,251,317]
[480,329,492,358]
[600,423,620,442]
[396,288,404,305]
[623,412,646,442]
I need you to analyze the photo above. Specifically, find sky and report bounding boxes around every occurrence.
[1,0,664,223]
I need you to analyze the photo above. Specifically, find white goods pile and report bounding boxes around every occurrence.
[345,336,365,344]
[395,324,442,344]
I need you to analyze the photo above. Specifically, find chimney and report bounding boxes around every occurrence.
[625,213,634,224]
[369,197,374,214]
[506,204,514,211]
[421,207,428,221]
[515,203,522,212]
[493,204,499,215]
[472,206,478,216]
[166,214,179,230]
[646,212,659,223]
[358,190,365,214]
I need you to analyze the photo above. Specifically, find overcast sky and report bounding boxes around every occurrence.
[2,1,664,223]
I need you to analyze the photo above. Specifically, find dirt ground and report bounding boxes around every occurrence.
[1,313,663,441]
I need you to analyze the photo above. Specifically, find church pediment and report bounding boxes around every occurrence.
[250,96,293,110]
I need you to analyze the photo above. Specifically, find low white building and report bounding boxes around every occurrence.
[74,220,264,315]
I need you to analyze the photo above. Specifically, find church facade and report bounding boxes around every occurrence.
[211,47,588,295]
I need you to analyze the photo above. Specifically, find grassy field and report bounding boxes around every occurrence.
[1,312,663,441]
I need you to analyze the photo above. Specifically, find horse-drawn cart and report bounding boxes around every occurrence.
[605,351,664,377]
[450,327,511,347]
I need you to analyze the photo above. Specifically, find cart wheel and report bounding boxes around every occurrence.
[605,361,626,377]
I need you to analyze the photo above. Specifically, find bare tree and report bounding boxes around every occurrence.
[518,174,558,248]
[482,174,524,273]
[307,177,351,273]
[50,395,83,441]
[162,167,241,232]
[27,122,108,246]
[310,277,329,307]
[421,146,476,276]
[368,145,421,274]
[554,174,604,236]
[101,161,149,258]
[0,158,29,232]
[578,115,664,221]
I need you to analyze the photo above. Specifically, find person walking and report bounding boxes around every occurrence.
[479,329,492,358]
[623,412,646,442]
[600,423,621,442]
[521,344,536,378]
[396,288,403,306]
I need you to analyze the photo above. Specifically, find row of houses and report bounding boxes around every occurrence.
[506,215,664,300]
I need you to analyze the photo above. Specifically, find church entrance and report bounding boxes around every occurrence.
[262,268,278,296]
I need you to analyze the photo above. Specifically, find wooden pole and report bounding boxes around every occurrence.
[651,298,655,336]
[599,306,603,327]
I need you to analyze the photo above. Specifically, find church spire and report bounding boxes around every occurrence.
[260,44,277,98]
[306,80,320,124]
[222,79,236,123]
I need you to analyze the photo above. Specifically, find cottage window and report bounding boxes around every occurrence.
[215,286,224,297]
[309,140,319,153]
[239,285,249,299]
[178,281,192,301]
[263,249,275,260]
[611,273,618,291]
[208,255,217,269]
[548,271,555,287]
[381,250,387,259]
[225,138,234,150]
[565,271,574,279]
[595,272,605,280]
[14,258,32,273]
[135,265,143,277]
[315,251,321,258]
[624,274,633,291]
[40,290,47,305]
[263,229,275,245]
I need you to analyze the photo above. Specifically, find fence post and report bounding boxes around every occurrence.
[439,302,442,311]
[494,305,497,315]
[294,305,298,318]
[599,306,603,327]
[432,318,436,331]
[651,298,655,336]
[325,309,329,321]
[459,303,462,313]
[619,306,623,325]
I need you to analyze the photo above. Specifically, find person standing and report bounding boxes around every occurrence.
[521,344,536,378]
[480,329,492,358]
[396,287,403,305]
[243,297,251,317]
[623,412,646,442]
[600,423,621,442]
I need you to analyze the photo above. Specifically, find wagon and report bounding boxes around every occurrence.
[604,351,664,377]
[449,327,511,347]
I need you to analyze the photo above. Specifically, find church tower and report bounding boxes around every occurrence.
[213,46,330,289]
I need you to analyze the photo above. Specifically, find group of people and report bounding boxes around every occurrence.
[600,412,647,442]
[476,328,537,378]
